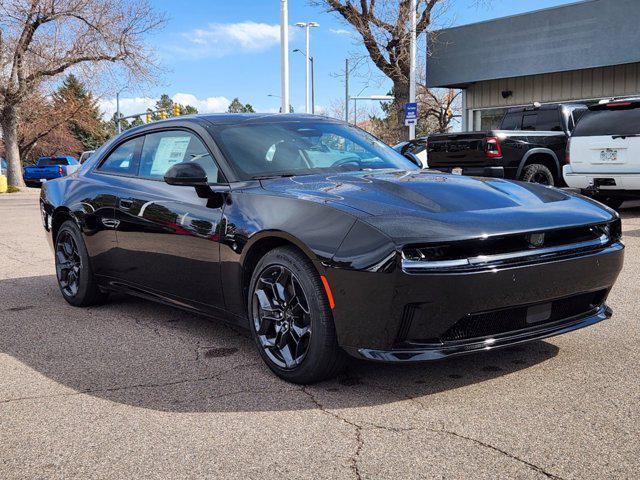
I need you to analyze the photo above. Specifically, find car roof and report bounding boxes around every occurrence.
[122,113,343,136]
[506,103,586,113]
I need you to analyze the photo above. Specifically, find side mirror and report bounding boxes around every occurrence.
[404,152,424,168]
[164,162,208,186]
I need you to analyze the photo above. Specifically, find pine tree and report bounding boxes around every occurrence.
[227,98,255,113]
[55,74,110,150]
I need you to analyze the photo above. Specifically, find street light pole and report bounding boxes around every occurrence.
[280,0,290,114]
[310,57,315,114]
[296,22,319,114]
[409,0,417,140]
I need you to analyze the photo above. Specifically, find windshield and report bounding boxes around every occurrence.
[210,120,417,179]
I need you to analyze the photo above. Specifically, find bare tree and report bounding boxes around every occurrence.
[0,0,165,187]
[315,0,445,136]
[419,87,460,133]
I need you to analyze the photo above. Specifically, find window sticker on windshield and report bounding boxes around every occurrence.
[150,136,190,175]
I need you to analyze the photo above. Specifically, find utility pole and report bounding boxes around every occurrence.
[409,0,417,140]
[116,91,121,134]
[345,59,349,123]
[280,0,290,114]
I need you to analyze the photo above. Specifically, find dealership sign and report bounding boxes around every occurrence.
[405,102,417,126]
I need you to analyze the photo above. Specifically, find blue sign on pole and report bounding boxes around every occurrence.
[405,102,418,125]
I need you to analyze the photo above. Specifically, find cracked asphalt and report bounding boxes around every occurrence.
[1,190,639,479]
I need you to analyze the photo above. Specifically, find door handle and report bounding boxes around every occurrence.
[119,199,133,210]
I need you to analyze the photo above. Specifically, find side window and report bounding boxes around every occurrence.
[522,114,538,131]
[139,130,221,182]
[501,112,522,130]
[97,137,142,176]
[536,110,563,131]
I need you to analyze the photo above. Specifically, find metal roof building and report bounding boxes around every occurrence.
[426,0,640,131]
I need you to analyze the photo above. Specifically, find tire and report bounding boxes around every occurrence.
[55,220,109,307]
[247,246,347,384]
[521,163,555,186]
[594,196,624,210]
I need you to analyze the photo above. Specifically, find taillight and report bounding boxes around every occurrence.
[485,137,502,158]
[566,137,571,164]
[58,166,63,174]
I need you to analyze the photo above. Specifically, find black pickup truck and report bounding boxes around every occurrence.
[425,103,587,186]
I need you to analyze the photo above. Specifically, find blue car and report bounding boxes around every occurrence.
[23,155,80,187]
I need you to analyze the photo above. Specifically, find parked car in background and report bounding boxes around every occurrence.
[563,98,640,209]
[79,150,95,164]
[40,114,623,383]
[427,103,587,186]
[394,137,428,168]
[0,158,6,175]
[23,155,80,187]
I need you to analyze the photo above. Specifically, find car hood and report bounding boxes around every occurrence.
[260,170,615,243]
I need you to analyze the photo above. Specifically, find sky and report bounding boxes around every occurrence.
[100,0,581,119]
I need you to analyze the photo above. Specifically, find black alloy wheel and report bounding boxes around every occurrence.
[248,246,347,383]
[55,220,108,307]
[56,230,82,297]
[252,265,312,369]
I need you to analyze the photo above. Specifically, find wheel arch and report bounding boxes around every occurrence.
[517,148,560,180]
[51,207,77,244]
[240,231,322,305]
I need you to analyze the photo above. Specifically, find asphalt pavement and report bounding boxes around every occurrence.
[1,189,638,479]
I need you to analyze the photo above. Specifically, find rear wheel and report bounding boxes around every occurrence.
[55,220,108,307]
[248,246,347,384]
[521,163,555,186]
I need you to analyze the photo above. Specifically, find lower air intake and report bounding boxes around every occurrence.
[441,290,607,343]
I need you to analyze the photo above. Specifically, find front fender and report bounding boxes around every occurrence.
[220,191,359,319]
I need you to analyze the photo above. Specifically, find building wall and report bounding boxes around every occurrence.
[467,63,640,110]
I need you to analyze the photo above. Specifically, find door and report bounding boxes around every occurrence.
[84,136,144,278]
[111,129,227,314]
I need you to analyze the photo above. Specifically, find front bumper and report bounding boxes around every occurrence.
[328,241,624,358]
[350,304,612,362]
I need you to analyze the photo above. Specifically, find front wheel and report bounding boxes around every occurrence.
[521,164,555,186]
[55,220,108,307]
[248,246,347,384]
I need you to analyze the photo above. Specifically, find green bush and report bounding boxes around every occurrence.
[6,186,21,193]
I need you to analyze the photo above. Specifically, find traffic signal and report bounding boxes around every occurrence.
[173,103,181,117]
[146,111,152,123]
[447,107,453,118]
[159,109,167,120]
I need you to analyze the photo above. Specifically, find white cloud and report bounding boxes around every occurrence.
[98,97,156,119]
[98,93,231,119]
[330,28,351,36]
[171,93,231,113]
[177,21,293,59]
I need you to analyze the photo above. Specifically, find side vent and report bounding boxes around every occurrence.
[395,304,419,344]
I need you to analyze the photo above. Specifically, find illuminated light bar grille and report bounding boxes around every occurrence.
[402,221,620,273]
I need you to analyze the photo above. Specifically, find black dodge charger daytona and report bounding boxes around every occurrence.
[40,114,624,383]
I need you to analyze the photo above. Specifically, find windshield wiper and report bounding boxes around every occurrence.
[252,173,299,180]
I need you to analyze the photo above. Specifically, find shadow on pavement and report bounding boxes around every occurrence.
[0,274,559,413]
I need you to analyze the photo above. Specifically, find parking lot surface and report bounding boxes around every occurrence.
[1,190,639,479]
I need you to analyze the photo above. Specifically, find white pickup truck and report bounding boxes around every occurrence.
[564,98,640,209]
